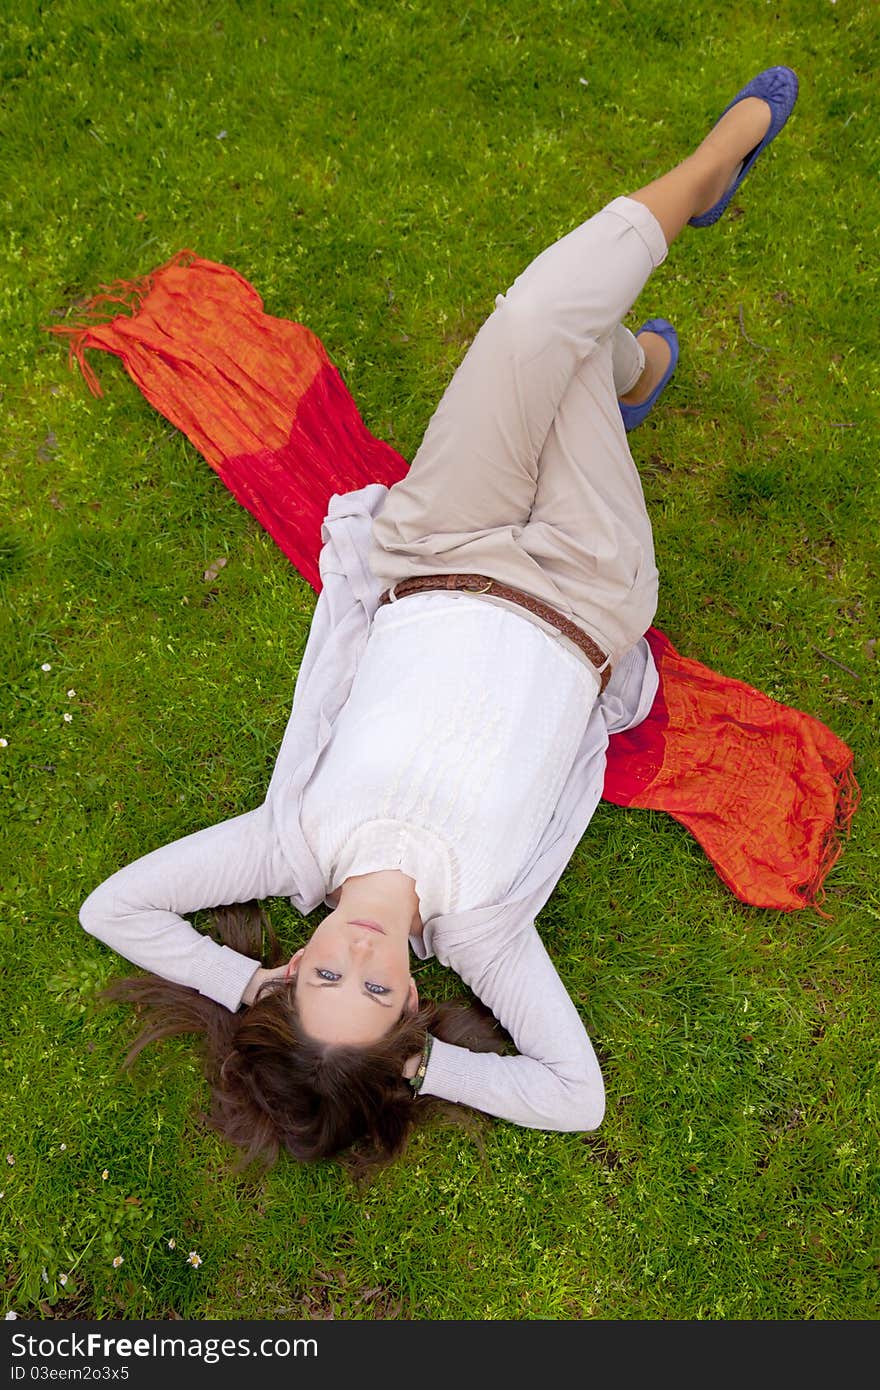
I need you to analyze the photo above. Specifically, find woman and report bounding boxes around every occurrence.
[80,68,800,1172]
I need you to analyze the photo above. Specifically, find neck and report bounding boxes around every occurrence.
[336,870,422,939]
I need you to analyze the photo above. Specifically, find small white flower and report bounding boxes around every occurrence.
[0,739,7,748]
[41,663,52,672]
[101,1169,109,1180]
[59,1144,66,1152]
[5,1311,17,1319]
[41,1268,48,1284]
[187,1251,202,1268]
[5,1155,13,1166]
[112,1256,124,1268]
[0,1192,4,1199]
[167,1238,176,1250]
[67,689,76,699]
[59,1274,68,1287]
[63,712,73,723]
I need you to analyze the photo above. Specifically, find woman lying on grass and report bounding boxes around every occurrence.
[80,67,799,1175]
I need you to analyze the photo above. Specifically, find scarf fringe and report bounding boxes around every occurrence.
[45,249,198,398]
[798,758,861,914]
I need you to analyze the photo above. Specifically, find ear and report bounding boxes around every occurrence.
[406,977,419,1015]
[287,947,306,981]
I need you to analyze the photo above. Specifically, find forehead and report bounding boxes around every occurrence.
[296,979,399,1046]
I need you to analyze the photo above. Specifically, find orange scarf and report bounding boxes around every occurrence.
[49,251,858,912]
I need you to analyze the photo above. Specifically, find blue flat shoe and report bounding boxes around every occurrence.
[619,318,679,432]
[689,65,799,227]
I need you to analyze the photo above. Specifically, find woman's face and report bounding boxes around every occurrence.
[291,906,418,1046]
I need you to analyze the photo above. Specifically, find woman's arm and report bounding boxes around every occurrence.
[421,922,605,1131]
[79,808,298,1011]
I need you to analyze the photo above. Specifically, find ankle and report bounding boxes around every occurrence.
[683,149,725,219]
[618,329,671,405]
[619,360,650,404]
[690,97,773,214]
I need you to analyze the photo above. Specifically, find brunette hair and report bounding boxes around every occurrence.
[100,902,509,1179]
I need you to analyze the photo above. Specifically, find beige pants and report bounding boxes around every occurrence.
[368,195,669,672]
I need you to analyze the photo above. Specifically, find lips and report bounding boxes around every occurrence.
[348,919,385,935]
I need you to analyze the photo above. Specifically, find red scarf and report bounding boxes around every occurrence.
[50,251,859,912]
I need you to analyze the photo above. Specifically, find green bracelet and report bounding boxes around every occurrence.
[408,1034,434,1094]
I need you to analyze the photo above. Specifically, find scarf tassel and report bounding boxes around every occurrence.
[799,758,861,915]
[45,249,198,398]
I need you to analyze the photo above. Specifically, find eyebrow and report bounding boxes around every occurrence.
[304,981,394,1009]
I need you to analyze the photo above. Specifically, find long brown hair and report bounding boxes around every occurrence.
[100,902,509,1179]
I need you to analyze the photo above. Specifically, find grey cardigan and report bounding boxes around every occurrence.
[80,484,658,1131]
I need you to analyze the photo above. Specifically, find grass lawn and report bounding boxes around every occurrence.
[1,0,877,1321]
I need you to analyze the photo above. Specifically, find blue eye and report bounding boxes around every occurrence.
[365,982,390,995]
[316,968,341,982]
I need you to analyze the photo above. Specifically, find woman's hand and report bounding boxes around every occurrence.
[240,959,293,1008]
[401,1051,423,1080]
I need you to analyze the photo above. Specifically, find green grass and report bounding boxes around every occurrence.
[1,0,878,1321]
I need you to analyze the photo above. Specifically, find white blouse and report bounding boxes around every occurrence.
[299,590,598,923]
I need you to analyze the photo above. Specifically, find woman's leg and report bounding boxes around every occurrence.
[370,97,773,612]
[617,95,773,404]
[369,196,667,583]
[611,322,647,400]
[630,96,772,245]
[517,95,776,658]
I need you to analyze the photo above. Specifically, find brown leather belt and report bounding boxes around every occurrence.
[376,573,612,692]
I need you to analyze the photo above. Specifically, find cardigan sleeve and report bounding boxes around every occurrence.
[79,807,298,1011]
[420,919,605,1132]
